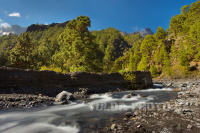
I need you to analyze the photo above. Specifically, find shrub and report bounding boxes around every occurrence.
[120,71,136,89]
[170,64,189,78]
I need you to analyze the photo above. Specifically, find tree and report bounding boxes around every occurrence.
[150,64,158,77]
[170,43,178,63]
[140,34,157,58]
[9,33,36,69]
[178,40,189,66]
[154,47,161,65]
[181,5,190,14]
[111,56,123,72]
[128,52,134,71]
[103,44,115,72]
[169,15,186,38]
[137,56,148,70]
[154,27,167,40]
[56,15,101,72]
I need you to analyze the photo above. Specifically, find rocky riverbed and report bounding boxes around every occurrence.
[104,80,200,133]
[0,94,55,109]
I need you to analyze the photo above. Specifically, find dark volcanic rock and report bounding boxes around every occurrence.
[26,21,69,32]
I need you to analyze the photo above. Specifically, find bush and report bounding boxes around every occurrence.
[170,64,189,78]
[119,69,127,74]
[40,65,67,73]
[120,71,136,89]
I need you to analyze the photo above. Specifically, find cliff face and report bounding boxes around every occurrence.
[26,21,69,32]
[0,67,153,96]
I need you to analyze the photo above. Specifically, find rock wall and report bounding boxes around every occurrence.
[26,21,69,32]
[0,67,153,96]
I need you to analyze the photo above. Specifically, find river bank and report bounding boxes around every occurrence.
[1,77,200,133]
[104,79,200,133]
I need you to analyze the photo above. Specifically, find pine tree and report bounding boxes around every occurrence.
[128,52,134,71]
[137,56,148,70]
[9,33,36,69]
[178,40,189,66]
[154,27,167,40]
[150,64,158,77]
[140,34,157,58]
[154,47,161,65]
[103,44,115,72]
[132,47,140,70]
[56,15,101,72]
[170,42,178,63]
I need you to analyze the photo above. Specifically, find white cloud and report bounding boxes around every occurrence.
[45,22,48,25]
[0,19,11,28]
[8,12,21,17]
[0,22,11,28]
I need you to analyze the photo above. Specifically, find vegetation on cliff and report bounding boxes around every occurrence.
[0,1,200,78]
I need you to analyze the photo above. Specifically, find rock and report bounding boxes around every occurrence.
[127,95,131,98]
[174,108,182,115]
[110,118,115,122]
[163,113,167,117]
[89,124,96,130]
[182,109,192,113]
[55,91,75,102]
[138,94,148,97]
[125,112,133,117]
[166,83,172,87]
[134,110,140,116]
[61,100,69,105]
[123,118,128,121]
[110,124,117,130]
[187,124,193,129]
[130,93,136,96]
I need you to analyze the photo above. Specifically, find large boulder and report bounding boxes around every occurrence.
[55,91,75,102]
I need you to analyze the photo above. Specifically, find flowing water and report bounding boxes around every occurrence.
[0,84,177,133]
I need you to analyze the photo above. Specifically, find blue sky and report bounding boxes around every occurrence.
[0,0,198,33]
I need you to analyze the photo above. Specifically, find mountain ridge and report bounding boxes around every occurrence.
[120,27,154,38]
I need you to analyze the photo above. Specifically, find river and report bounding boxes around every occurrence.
[0,84,177,133]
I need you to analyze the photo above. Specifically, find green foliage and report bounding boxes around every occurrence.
[56,15,102,72]
[0,33,18,66]
[128,53,134,71]
[150,64,158,77]
[120,72,136,89]
[154,47,161,65]
[111,56,124,72]
[170,64,189,78]
[9,33,38,69]
[137,56,148,71]
[119,69,126,74]
[140,34,157,57]
[40,65,67,73]
[178,40,189,66]
[154,27,167,40]
[170,43,178,63]
[1,1,200,77]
